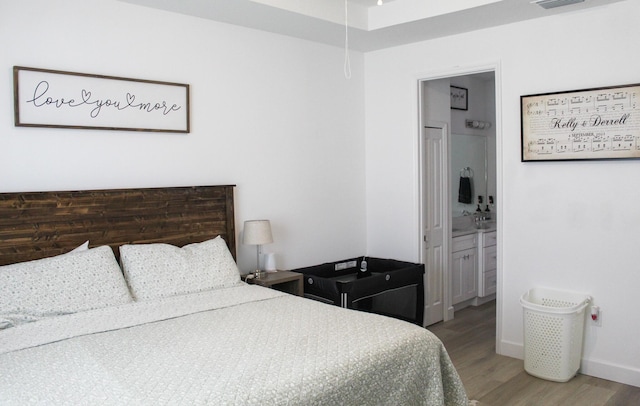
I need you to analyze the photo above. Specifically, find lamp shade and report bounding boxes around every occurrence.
[243,220,273,245]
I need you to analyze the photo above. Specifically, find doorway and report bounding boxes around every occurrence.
[418,65,500,341]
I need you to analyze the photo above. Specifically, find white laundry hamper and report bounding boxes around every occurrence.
[520,288,591,382]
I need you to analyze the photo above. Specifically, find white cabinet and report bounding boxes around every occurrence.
[451,233,477,305]
[477,231,497,297]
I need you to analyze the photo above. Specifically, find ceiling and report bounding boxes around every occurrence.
[118,0,627,52]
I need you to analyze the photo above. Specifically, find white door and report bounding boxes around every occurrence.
[422,125,448,326]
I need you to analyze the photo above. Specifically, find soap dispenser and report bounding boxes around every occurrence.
[484,195,493,219]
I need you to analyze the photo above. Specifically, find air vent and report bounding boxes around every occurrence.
[531,0,584,9]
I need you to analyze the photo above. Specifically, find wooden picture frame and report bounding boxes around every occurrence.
[450,86,468,111]
[13,66,190,133]
[521,83,640,161]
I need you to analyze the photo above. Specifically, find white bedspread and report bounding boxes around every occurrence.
[0,284,467,405]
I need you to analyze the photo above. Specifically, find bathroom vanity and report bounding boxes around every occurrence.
[451,219,497,308]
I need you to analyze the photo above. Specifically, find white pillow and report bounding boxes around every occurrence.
[70,240,90,253]
[0,245,132,327]
[119,236,241,301]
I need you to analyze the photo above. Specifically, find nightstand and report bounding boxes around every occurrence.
[242,271,304,297]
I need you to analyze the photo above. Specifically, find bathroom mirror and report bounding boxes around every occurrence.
[451,134,488,216]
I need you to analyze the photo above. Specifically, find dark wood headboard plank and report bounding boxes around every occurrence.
[0,185,236,266]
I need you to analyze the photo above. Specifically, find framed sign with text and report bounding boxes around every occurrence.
[13,66,190,133]
[521,83,640,161]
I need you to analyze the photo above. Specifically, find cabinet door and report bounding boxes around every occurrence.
[478,244,497,297]
[451,248,477,305]
[451,250,465,305]
[462,249,477,302]
[483,245,497,272]
[484,270,497,296]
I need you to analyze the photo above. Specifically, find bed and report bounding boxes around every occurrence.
[0,185,468,405]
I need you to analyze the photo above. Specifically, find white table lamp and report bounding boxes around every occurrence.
[243,219,273,277]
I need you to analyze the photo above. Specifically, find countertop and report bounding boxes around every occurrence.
[452,222,497,238]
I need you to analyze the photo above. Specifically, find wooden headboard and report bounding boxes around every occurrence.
[0,185,236,266]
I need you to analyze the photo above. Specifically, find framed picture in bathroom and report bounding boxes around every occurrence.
[450,86,468,111]
[521,83,640,162]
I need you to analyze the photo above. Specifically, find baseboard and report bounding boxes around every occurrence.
[498,339,640,387]
[580,359,640,388]
[471,294,496,307]
[497,339,523,359]
[446,305,455,321]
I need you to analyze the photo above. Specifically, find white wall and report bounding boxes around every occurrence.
[365,0,640,387]
[0,0,367,271]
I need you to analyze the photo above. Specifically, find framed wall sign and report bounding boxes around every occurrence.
[13,66,190,133]
[450,86,468,111]
[521,83,640,161]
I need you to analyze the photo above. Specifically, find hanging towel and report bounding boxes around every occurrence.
[458,176,472,204]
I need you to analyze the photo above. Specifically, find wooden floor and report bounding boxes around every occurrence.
[427,301,640,405]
